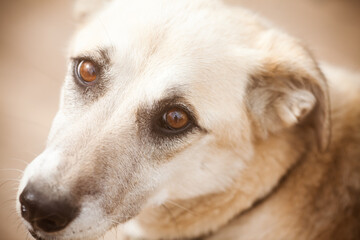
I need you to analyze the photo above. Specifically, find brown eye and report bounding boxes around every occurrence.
[164,108,189,130]
[77,60,97,83]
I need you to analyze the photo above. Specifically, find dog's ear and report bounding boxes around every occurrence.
[246,58,330,151]
[74,0,112,24]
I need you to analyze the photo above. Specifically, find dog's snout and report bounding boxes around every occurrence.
[19,184,79,233]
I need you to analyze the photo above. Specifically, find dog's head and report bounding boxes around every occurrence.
[17,0,330,239]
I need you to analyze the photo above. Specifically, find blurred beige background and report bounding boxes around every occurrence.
[0,0,359,239]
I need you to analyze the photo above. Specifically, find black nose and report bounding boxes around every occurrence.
[19,184,79,233]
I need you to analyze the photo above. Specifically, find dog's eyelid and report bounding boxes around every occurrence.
[71,56,103,69]
[70,46,113,67]
[156,99,198,123]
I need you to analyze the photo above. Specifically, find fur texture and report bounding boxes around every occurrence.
[18,0,360,239]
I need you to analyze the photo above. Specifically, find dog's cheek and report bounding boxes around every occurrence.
[147,135,253,203]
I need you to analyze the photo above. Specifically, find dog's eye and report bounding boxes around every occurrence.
[76,60,98,83]
[162,108,190,130]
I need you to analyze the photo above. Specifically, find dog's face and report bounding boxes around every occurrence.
[17,1,329,240]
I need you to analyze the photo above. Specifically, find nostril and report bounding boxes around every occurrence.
[20,203,30,221]
[19,188,36,222]
[35,214,68,233]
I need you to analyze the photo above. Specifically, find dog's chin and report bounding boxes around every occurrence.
[27,229,102,240]
[29,230,45,240]
[24,214,131,240]
[25,223,110,240]
[27,229,61,240]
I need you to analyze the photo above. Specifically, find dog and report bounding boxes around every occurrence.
[17,0,360,239]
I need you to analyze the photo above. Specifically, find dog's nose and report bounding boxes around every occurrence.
[19,184,79,233]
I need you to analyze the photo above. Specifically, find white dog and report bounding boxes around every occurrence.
[17,0,360,239]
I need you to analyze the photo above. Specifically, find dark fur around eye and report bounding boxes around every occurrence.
[69,56,113,102]
[70,47,112,89]
[136,96,203,142]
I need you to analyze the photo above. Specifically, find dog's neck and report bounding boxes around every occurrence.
[209,127,360,239]
[121,128,311,240]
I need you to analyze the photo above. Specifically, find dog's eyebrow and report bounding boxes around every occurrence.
[72,46,113,65]
[152,87,194,112]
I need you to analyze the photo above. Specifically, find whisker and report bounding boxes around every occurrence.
[0,186,19,196]
[161,203,180,235]
[16,220,29,240]
[0,179,21,190]
[98,17,115,50]
[0,168,24,174]
[10,157,31,166]
[114,225,119,240]
[17,221,24,232]
[109,219,123,225]
[165,200,196,216]
[1,198,17,209]
[0,178,21,183]
[7,208,20,219]
[199,162,231,192]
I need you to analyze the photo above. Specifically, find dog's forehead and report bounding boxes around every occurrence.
[70,0,232,66]
[67,0,256,126]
